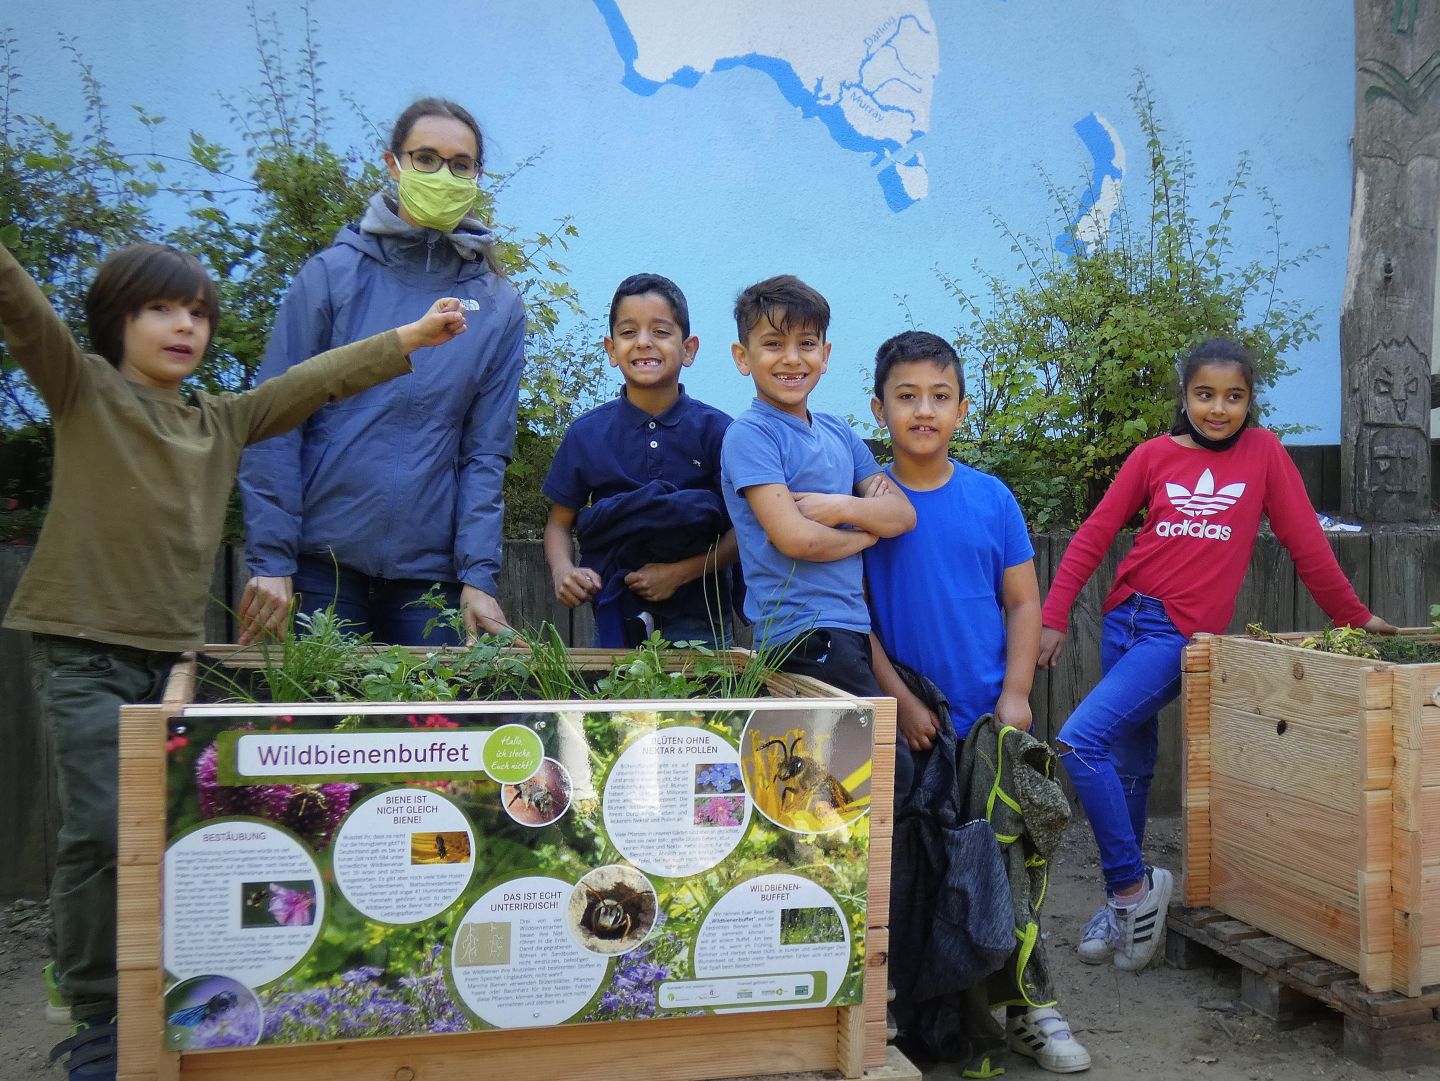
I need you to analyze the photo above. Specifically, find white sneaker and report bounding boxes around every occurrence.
[1007,1007,1092,1073]
[1076,905,1119,964]
[1112,866,1174,972]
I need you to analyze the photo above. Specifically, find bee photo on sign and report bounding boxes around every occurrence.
[501,757,573,827]
[739,709,871,833]
[410,831,472,865]
[567,864,657,956]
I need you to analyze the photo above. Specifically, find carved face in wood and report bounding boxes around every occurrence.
[1351,339,1428,427]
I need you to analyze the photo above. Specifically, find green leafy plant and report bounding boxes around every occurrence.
[1245,619,1440,664]
[932,75,1320,529]
[0,9,607,540]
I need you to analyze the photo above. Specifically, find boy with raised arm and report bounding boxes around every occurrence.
[0,239,465,1080]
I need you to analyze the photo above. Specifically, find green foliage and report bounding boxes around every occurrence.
[936,76,1320,530]
[1246,619,1440,664]
[0,31,155,427]
[0,9,606,538]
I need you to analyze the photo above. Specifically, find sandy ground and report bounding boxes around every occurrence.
[3,814,1436,1080]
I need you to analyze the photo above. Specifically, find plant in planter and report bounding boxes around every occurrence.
[145,601,883,1069]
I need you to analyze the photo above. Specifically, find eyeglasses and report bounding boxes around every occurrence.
[400,149,481,180]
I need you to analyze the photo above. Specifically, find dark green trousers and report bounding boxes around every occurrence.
[31,633,177,1021]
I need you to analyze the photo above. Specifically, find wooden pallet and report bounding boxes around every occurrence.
[1166,905,1440,1069]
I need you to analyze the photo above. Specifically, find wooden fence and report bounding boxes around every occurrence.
[3,528,1437,900]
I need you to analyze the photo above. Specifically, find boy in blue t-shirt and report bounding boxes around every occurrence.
[543,273,736,647]
[720,274,914,695]
[865,331,1089,1074]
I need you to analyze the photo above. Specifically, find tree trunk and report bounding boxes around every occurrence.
[1340,1,1438,521]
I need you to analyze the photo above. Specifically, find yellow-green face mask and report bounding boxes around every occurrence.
[396,168,478,233]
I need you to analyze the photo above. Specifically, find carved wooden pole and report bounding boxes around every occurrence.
[1340,1,1438,521]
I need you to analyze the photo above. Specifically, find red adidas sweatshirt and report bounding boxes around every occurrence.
[1042,428,1372,638]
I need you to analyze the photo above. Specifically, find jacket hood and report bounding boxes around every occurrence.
[334,192,498,270]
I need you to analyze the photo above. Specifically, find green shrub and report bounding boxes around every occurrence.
[938,77,1320,530]
[0,7,606,540]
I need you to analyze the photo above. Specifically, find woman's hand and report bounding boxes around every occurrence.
[397,297,468,353]
[238,575,293,644]
[460,585,512,640]
[1037,626,1066,668]
[1364,614,1399,635]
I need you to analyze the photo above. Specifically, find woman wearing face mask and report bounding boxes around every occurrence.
[238,97,524,645]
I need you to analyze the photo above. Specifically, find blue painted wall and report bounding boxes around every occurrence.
[9,1,1354,439]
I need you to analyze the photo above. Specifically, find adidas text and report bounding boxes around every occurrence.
[1155,519,1232,541]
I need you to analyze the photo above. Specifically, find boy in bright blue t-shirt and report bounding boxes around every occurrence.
[864,331,1089,1074]
[720,275,914,696]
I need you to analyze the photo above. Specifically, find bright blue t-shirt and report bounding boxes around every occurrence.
[721,400,883,646]
[865,460,1034,732]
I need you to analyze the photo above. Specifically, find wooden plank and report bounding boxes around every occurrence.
[1207,774,1362,895]
[1343,1012,1440,1072]
[1224,533,1295,634]
[1027,533,1054,745]
[177,1012,843,1081]
[862,1024,891,1070]
[1208,702,1360,814]
[497,539,579,642]
[1181,638,1213,907]
[1392,907,1424,998]
[1210,829,1364,978]
[1292,533,1371,630]
[1394,783,1440,844]
[1424,862,1440,946]
[1209,635,1380,723]
[1235,935,1315,969]
[1368,531,1429,628]
[837,1005,865,1079]
[863,927,889,1026]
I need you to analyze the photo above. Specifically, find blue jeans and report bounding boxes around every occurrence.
[31,634,178,1021]
[1056,593,1187,893]
[292,555,462,646]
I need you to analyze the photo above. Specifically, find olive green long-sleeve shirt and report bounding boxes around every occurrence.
[0,244,412,651]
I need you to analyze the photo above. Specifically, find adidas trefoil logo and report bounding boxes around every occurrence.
[1157,468,1245,541]
[1165,468,1245,517]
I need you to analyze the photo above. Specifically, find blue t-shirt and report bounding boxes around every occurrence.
[865,460,1034,732]
[721,400,882,645]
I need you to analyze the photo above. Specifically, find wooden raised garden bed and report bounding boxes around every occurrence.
[115,644,906,1081]
[1182,630,1440,996]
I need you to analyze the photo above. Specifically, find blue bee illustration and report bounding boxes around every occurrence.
[167,991,237,1028]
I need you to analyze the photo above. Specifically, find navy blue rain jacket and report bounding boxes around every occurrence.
[576,480,730,644]
[238,196,525,594]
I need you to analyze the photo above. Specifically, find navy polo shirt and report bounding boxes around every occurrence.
[543,385,731,513]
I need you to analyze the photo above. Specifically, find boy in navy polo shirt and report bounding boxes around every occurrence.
[543,273,736,647]
[719,274,914,697]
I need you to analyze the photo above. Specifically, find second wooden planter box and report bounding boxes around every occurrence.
[1182,631,1439,996]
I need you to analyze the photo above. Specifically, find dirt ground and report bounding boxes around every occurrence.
[2,814,1436,1080]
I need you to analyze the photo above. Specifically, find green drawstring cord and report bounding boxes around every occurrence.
[981,722,1057,1008]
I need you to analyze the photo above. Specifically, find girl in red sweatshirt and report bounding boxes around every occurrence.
[1037,338,1395,973]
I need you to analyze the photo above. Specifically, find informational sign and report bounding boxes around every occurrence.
[160,700,871,1048]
